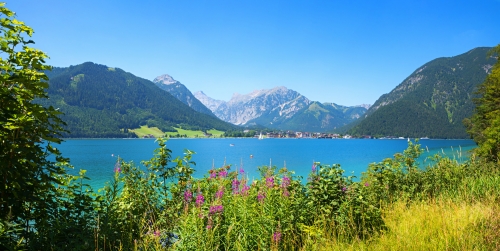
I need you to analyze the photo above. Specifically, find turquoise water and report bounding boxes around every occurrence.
[58,138,476,190]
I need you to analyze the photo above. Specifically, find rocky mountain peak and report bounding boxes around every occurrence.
[153,74,178,85]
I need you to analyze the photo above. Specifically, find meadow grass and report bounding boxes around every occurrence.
[131,126,225,138]
[130,125,165,138]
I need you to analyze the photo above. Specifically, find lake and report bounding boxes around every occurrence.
[58,138,476,190]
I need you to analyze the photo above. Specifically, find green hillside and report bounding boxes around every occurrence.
[349,47,496,138]
[42,62,237,137]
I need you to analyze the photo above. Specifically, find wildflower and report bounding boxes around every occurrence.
[273,231,282,243]
[241,184,250,196]
[283,190,290,197]
[257,192,265,203]
[209,169,217,179]
[232,179,240,194]
[266,176,274,188]
[364,182,369,187]
[311,163,316,172]
[215,189,224,199]
[239,167,245,174]
[114,161,121,173]
[207,218,213,229]
[342,186,347,192]
[184,189,192,203]
[154,230,161,237]
[218,170,228,178]
[195,193,204,207]
[281,176,291,188]
[209,205,224,214]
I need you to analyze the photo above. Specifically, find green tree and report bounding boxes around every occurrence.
[0,2,68,244]
[465,44,500,162]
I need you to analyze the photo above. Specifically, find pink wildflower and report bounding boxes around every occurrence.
[184,189,193,203]
[281,176,291,188]
[209,205,224,214]
[241,184,250,196]
[218,170,228,178]
[215,189,224,199]
[257,192,265,203]
[114,161,121,173]
[209,170,217,179]
[232,179,241,194]
[266,176,274,188]
[195,193,204,207]
[273,231,282,243]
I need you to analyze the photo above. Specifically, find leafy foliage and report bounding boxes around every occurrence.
[0,4,97,250]
[465,44,500,162]
[0,3,64,247]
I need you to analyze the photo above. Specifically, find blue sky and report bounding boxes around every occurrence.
[7,0,500,106]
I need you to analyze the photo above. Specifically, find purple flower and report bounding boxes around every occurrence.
[207,218,213,229]
[312,163,316,172]
[215,189,224,199]
[195,193,204,207]
[239,168,245,174]
[281,176,291,188]
[266,176,274,188]
[342,186,347,192]
[209,205,224,214]
[209,170,217,179]
[283,190,290,197]
[218,170,228,178]
[232,179,241,194]
[184,189,193,203]
[257,192,266,203]
[364,182,369,187]
[241,184,250,196]
[273,231,282,243]
[153,230,161,237]
[114,161,121,173]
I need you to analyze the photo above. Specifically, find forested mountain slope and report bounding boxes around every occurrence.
[349,47,496,138]
[42,62,237,137]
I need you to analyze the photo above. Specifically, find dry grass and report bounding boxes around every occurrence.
[314,199,500,251]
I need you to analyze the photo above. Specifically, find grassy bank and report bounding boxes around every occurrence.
[130,126,225,138]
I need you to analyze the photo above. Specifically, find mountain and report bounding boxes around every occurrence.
[194,91,225,112]
[348,47,496,138]
[153,74,216,117]
[42,62,237,138]
[195,86,367,132]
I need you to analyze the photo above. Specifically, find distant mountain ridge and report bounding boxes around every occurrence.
[194,87,367,132]
[349,47,496,138]
[153,74,216,117]
[43,62,236,137]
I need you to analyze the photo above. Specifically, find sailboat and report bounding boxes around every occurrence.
[258,132,264,140]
